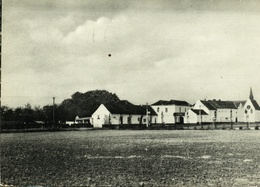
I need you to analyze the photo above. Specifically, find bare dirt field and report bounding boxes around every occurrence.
[1,130,260,187]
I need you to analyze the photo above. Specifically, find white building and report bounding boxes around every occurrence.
[185,87,260,124]
[75,116,92,124]
[185,108,209,124]
[92,100,157,128]
[242,88,260,123]
[151,100,191,124]
[186,99,244,124]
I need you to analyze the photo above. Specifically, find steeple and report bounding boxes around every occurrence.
[249,87,254,100]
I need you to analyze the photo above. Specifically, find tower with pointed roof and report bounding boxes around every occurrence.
[244,87,260,123]
[249,87,254,100]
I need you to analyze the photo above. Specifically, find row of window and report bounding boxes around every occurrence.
[217,110,238,113]
[157,107,188,113]
[97,115,151,123]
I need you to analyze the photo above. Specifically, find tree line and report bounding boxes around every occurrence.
[1,90,120,128]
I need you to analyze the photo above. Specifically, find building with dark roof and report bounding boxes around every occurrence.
[185,87,260,124]
[243,88,260,123]
[152,100,190,106]
[187,99,245,124]
[151,99,191,124]
[91,100,157,128]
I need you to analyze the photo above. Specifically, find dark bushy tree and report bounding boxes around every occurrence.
[33,105,45,122]
[60,90,120,121]
[1,90,120,127]
[1,106,15,121]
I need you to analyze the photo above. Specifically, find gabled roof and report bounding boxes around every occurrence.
[103,100,157,115]
[232,101,247,108]
[140,105,158,116]
[250,99,260,110]
[200,100,217,110]
[191,109,208,115]
[152,100,190,106]
[208,100,237,109]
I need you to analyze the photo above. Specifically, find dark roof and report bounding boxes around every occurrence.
[152,100,190,106]
[191,109,208,115]
[141,105,158,116]
[250,99,260,110]
[232,101,247,108]
[115,100,134,105]
[208,100,237,109]
[103,100,157,115]
[200,100,217,110]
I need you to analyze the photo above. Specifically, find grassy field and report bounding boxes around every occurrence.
[1,130,260,187]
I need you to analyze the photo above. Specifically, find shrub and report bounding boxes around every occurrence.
[239,126,243,130]
[255,126,259,130]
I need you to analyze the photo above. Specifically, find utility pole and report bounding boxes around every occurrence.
[199,105,203,129]
[53,97,55,129]
[146,103,149,128]
[230,109,233,129]
[245,109,249,130]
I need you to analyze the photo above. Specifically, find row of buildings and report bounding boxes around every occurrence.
[74,88,260,128]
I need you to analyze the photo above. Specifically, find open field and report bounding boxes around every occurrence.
[1,130,260,187]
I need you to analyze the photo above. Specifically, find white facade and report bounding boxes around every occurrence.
[184,109,209,124]
[237,103,245,123]
[192,100,216,123]
[185,109,199,124]
[243,99,260,123]
[75,116,92,124]
[186,100,240,124]
[216,109,238,123]
[152,102,191,124]
[92,104,110,128]
[92,104,157,128]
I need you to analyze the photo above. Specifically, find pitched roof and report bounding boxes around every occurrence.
[232,101,247,108]
[191,109,208,115]
[152,100,190,106]
[250,99,260,110]
[200,100,217,110]
[103,100,157,115]
[208,100,238,109]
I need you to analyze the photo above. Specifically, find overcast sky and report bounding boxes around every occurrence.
[2,0,260,108]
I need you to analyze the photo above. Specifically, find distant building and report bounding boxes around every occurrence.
[91,100,157,128]
[75,116,92,124]
[243,87,260,123]
[151,100,191,124]
[186,99,241,124]
[185,88,260,124]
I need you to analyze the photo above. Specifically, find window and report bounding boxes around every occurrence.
[179,107,181,112]
[165,108,168,112]
[157,107,160,112]
[143,119,146,122]
[97,115,100,119]
[120,115,123,124]
[251,109,253,113]
[128,116,132,124]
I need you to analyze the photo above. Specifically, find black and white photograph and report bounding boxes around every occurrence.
[1,0,260,186]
